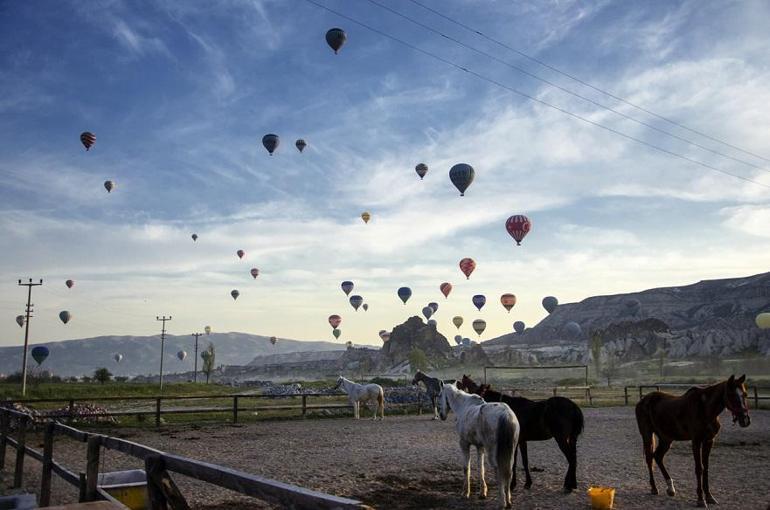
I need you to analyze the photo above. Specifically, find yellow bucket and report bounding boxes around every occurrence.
[587,486,615,510]
[98,469,149,510]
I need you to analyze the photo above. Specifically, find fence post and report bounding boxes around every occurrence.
[85,435,101,501]
[552,387,558,397]
[13,414,28,488]
[0,409,8,470]
[78,472,87,502]
[639,386,643,400]
[301,395,307,418]
[68,399,75,425]
[417,393,422,416]
[624,386,629,406]
[754,386,759,410]
[155,397,162,427]
[232,396,239,423]
[40,422,56,506]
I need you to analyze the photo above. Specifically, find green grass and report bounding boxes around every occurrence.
[0,381,234,401]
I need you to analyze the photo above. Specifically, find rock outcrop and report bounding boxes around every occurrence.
[380,316,452,368]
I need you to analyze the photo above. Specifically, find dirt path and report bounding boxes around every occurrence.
[4,408,769,509]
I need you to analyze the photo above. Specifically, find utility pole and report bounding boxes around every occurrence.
[156,316,172,392]
[18,278,43,397]
[192,332,202,383]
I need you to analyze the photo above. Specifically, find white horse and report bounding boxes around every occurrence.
[334,376,385,420]
[440,382,519,509]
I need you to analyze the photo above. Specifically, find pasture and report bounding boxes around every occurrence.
[4,407,769,509]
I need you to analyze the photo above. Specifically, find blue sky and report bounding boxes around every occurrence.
[1,0,770,347]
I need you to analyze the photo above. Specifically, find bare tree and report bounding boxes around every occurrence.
[601,352,618,387]
[202,343,215,384]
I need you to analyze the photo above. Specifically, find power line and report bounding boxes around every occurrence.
[18,278,43,396]
[192,332,202,383]
[303,0,770,190]
[405,0,770,165]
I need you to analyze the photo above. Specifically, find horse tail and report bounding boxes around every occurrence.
[377,386,385,418]
[496,412,516,472]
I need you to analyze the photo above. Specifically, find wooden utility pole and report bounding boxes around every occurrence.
[156,316,172,392]
[192,332,202,383]
[18,278,43,396]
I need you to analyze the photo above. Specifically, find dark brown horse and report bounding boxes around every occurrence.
[459,375,584,492]
[635,374,751,507]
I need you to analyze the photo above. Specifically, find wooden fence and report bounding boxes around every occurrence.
[627,383,770,407]
[0,406,371,509]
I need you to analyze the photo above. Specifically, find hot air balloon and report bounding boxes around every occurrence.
[454,335,462,345]
[472,295,486,311]
[428,302,439,314]
[192,234,198,242]
[65,280,74,289]
[564,321,582,338]
[542,296,558,314]
[270,336,277,345]
[422,306,433,320]
[453,316,464,329]
[328,315,342,329]
[349,295,364,311]
[204,326,211,335]
[80,131,96,151]
[449,163,475,196]
[341,281,354,296]
[250,268,259,279]
[756,313,770,329]
[231,289,240,300]
[31,346,49,366]
[415,163,428,180]
[505,215,531,246]
[513,321,525,334]
[428,319,437,327]
[237,250,245,259]
[177,350,187,361]
[15,315,24,328]
[500,294,517,312]
[440,282,453,299]
[325,28,347,54]
[114,353,123,363]
[397,287,412,304]
[295,139,307,152]
[361,211,371,224]
[459,258,476,279]
[332,328,342,340]
[362,303,369,312]
[59,311,71,324]
[472,319,486,337]
[104,180,114,193]
[262,134,279,155]
[379,330,390,342]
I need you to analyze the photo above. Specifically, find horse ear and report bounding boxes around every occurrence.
[737,374,746,384]
[728,374,735,385]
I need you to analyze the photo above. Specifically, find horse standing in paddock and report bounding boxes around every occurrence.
[459,375,583,492]
[439,382,519,509]
[411,370,444,419]
[334,376,384,420]
[635,374,751,507]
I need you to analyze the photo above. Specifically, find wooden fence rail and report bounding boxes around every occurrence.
[625,384,770,407]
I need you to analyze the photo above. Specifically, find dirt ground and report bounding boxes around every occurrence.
[3,407,769,509]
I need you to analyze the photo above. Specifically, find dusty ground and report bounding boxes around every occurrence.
[3,407,769,509]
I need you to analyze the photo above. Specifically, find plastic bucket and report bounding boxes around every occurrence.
[97,469,149,510]
[587,486,615,509]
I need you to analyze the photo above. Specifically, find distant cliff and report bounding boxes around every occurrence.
[380,316,452,368]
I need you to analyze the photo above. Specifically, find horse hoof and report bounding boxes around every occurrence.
[696,500,707,508]
[706,495,718,505]
[667,488,676,497]
[524,483,532,490]
[563,487,573,494]
[651,487,659,496]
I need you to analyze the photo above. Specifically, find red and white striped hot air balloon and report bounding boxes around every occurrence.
[505,215,531,246]
[440,282,453,299]
[459,258,476,280]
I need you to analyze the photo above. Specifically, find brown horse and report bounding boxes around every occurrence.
[635,374,751,507]
[459,375,583,492]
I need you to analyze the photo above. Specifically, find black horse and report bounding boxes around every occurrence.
[459,375,584,492]
[411,370,445,420]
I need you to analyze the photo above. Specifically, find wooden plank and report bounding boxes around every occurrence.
[54,422,91,442]
[95,488,131,509]
[13,414,28,488]
[144,454,190,510]
[100,435,163,460]
[0,409,8,470]
[51,459,81,487]
[41,501,126,510]
[85,436,102,501]
[41,422,56,506]
[161,453,370,510]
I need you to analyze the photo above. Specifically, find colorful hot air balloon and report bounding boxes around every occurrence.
[500,294,517,312]
[513,321,525,334]
[472,319,486,337]
[454,334,462,345]
[422,306,433,320]
[542,296,558,314]
[428,302,439,314]
[262,134,279,155]
[756,313,770,329]
[325,28,347,54]
[415,163,428,180]
[428,319,437,327]
[362,303,369,312]
[341,281,354,296]
[350,295,364,311]
[379,330,390,342]
[237,249,245,259]
[192,234,198,242]
[328,315,342,329]
[59,311,71,324]
[31,346,49,366]
[295,139,307,152]
[65,280,74,289]
[177,350,187,361]
[332,328,342,339]
[564,321,582,338]
[114,353,123,363]
[361,211,371,224]
[459,258,476,279]
[449,163,475,196]
[440,282,453,299]
[80,131,96,151]
[453,316,464,329]
[505,215,531,246]
[104,180,114,193]
[472,295,486,311]
[270,336,277,345]
[15,315,24,328]
[250,268,259,279]
[231,289,240,300]
[204,325,211,335]
[397,287,412,304]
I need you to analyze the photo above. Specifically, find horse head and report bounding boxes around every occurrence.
[333,376,344,390]
[478,384,492,398]
[459,374,477,393]
[438,383,452,421]
[725,374,750,427]
[411,370,423,386]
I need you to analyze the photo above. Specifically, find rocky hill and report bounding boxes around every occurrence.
[485,271,770,364]
[379,316,452,369]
